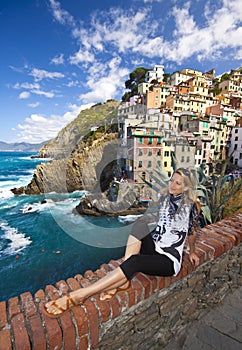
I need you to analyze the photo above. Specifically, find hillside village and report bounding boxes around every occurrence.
[116,65,242,182]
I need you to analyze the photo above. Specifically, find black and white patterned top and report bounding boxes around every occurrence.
[152,194,199,276]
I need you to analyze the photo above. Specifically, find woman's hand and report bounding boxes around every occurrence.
[189,252,199,267]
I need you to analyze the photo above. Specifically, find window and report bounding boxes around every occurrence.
[157,149,161,156]
[187,156,190,162]
[148,161,152,168]
[235,136,238,141]
[164,151,169,157]
[157,137,161,144]
[139,149,143,156]
[235,129,238,133]
[148,150,152,156]
[139,137,143,144]
[148,137,152,144]
[234,144,238,150]
[157,160,161,167]
[181,156,185,162]
[138,161,142,168]
[164,161,167,167]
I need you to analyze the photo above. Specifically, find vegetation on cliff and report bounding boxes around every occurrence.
[39,99,120,159]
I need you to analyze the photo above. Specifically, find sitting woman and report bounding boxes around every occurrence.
[44,167,200,317]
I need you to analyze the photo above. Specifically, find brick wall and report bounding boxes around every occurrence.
[0,213,241,350]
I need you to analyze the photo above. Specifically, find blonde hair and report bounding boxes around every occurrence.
[161,168,201,213]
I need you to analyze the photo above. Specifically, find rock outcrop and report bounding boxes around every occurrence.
[11,133,119,195]
[74,182,148,217]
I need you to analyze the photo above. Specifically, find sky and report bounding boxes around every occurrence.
[0,0,242,144]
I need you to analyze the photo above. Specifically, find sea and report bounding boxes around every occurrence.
[0,151,138,302]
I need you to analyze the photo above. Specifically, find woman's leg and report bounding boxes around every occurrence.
[45,266,128,315]
[99,234,141,300]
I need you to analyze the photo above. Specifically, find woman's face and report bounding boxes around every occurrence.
[169,173,184,195]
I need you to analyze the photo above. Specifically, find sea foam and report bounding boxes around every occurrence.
[0,220,32,256]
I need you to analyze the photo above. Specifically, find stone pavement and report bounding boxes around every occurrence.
[164,286,242,350]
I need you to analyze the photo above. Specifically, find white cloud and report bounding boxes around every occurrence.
[80,56,129,103]
[51,53,65,65]
[19,91,30,99]
[48,0,75,26]
[69,49,95,65]
[31,89,55,98]
[29,68,64,82]
[15,103,94,143]
[13,82,40,90]
[28,102,40,108]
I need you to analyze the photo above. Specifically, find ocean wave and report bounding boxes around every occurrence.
[0,220,32,256]
[0,188,15,199]
[21,199,56,213]
[118,214,142,224]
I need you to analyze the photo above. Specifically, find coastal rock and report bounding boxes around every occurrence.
[11,133,119,195]
[74,183,148,217]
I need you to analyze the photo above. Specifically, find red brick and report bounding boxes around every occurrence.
[84,300,99,348]
[94,269,106,279]
[0,302,7,329]
[94,297,111,323]
[157,277,165,290]
[146,275,157,293]
[78,335,88,350]
[29,314,47,350]
[56,280,69,295]
[74,274,90,288]
[182,255,194,274]
[100,263,112,274]
[34,289,45,302]
[60,311,76,350]
[0,329,12,350]
[67,277,81,291]
[11,313,31,350]
[127,288,136,308]
[179,260,188,278]
[109,259,120,268]
[135,273,151,299]
[20,292,37,318]
[131,280,143,303]
[45,285,60,301]
[8,297,21,319]
[109,296,121,319]
[116,291,128,310]
[196,241,214,261]
[39,304,62,350]
[164,276,172,288]
[84,270,98,282]
[205,237,225,258]
[71,305,88,336]
[214,220,241,243]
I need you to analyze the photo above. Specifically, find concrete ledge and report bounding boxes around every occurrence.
[0,213,241,349]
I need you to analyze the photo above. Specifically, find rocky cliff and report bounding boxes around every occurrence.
[11,100,121,195]
[39,100,120,159]
[11,133,119,195]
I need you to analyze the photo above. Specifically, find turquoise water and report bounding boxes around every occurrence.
[0,152,136,301]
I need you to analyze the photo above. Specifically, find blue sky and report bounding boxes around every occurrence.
[1,0,242,143]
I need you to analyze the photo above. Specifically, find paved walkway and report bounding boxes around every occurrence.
[164,286,242,350]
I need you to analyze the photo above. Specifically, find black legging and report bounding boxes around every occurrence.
[120,218,175,280]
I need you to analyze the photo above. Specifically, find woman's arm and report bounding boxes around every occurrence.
[187,229,200,267]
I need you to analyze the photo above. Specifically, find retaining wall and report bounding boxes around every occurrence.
[0,213,241,350]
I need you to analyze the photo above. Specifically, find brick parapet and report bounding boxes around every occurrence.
[0,213,241,350]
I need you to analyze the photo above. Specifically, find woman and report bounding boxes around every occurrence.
[44,168,200,317]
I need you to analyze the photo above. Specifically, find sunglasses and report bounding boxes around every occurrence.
[176,168,190,177]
